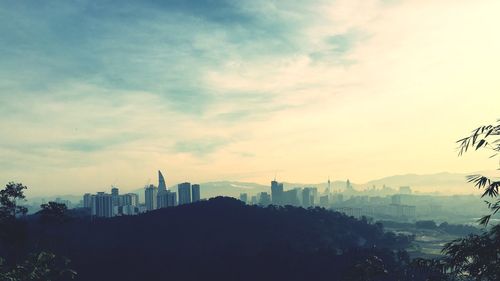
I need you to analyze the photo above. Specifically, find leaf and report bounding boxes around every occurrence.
[477,215,491,226]
[475,139,486,150]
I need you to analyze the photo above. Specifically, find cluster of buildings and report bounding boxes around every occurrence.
[81,172,419,221]
[239,179,417,221]
[83,170,201,218]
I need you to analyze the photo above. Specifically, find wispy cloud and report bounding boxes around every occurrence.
[1,0,499,195]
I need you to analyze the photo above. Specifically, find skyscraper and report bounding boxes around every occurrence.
[157,190,177,208]
[271,180,284,205]
[111,187,119,207]
[157,170,174,209]
[83,193,92,208]
[191,184,200,202]
[158,170,167,192]
[178,182,191,205]
[91,192,113,218]
[302,188,312,208]
[120,193,139,206]
[283,188,301,206]
[145,184,158,211]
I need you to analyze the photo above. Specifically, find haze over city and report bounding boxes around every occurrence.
[1,0,499,197]
[2,1,500,281]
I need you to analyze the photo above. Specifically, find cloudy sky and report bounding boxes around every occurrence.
[1,0,499,196]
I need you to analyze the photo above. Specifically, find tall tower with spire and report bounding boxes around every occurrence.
[157,170,176,208]
[345,179,353,191]
[158,170,167,192]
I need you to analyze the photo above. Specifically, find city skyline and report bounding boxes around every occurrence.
[1,0,499,196]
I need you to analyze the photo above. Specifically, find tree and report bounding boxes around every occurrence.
[0,251,76,281]
[0,182,29,263]
[441,119,500,280]
[37,202,69,224]
[0,182,28,221]
[0,183,77,279]
[442,225,500,281]
[456,119,500,226]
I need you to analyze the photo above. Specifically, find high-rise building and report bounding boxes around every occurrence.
[91,192,114,218]
[83,193,92,208]
[119,205,138,216]
[258,192,271,206]
[191,184,201,202]
[302,188,313,208]
[120,193,139,207]
[111,187,119,207]
[283,189,300,206]
[310,187,318,206]
[156,170,174,209]
[158,170,167,192]
[319,195,329,207]
[271,180,284,205]
[391,195,402,205]
[178,182,191,205]
[145,185,158,211]
[157,190,177,208]
[239,193,248,203]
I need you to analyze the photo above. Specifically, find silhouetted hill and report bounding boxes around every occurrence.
[26,197,416,281]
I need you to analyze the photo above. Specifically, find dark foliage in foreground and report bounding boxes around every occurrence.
[456,119,500,226]
[15,197,453,281]
[442,224,500,281]
[0,182,76,280]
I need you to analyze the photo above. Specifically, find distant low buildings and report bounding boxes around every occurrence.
[302,188,313,208]
[239,193,248,204]
[399,186,412,195]
[319,195,329,207]
[83,193,92,208]
[258,192,271,206]
[55,197,72,208]
[332,207,362,218]
[391,195,402,205]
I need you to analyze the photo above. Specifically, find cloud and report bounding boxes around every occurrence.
[173,138,231,156]
[1,0,500,196]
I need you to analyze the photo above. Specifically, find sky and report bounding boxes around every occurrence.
[1,0,499,196]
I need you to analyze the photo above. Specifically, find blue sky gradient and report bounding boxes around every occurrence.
[1,0,499,195]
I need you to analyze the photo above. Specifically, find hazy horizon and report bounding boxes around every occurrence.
[25,169,499,198]
[1,0,499,196]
